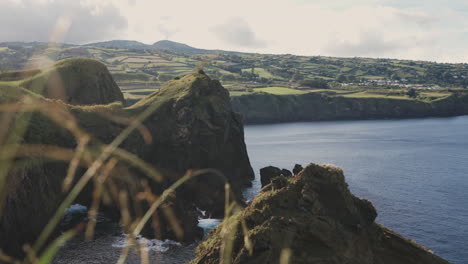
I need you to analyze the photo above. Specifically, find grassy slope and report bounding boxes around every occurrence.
[340,91,413,100]
[254,87,309,95]
[18,58,125,105]
[1,43,465,105]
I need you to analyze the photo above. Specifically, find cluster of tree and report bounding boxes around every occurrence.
[257,77,273,84]
[300,79,330,89]
[219,65,243,74]
[240,69,259,80]
[220,74,238,82]
[407,88,419,98]
[422,66,468,87]
[267,68,293,79]
[336,74,357,83]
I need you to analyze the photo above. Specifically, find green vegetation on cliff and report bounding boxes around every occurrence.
[0,62,254,260]
[0,56,460,264]
[191,163,449,264]
[231,91,468,124]
[19,58,125,105]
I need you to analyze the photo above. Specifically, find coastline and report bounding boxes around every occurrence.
[231,92,468,124]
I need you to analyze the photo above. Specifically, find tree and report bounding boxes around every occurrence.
[221,74,237,82]
[407,88,418,98]
[442,71,452,82]
[391,74,401,81]
[300,79,329,89]
[347,75,357,83]
[292,70,304,82]
[336,74,347,83]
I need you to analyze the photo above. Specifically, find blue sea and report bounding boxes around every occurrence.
[55,116,468,263]
[243,116,468,264]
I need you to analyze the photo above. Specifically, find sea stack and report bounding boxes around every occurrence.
[191,163,450,264]
[0,64,254,257]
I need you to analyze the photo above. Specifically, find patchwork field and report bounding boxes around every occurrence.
[0,40,466,105]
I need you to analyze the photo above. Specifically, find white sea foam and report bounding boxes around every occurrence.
[111,235,181,252]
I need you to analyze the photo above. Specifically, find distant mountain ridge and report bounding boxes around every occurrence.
[83,39,212,53]
[0,41,76,47]
[151,40,210,53]
[1,39,235,55]
[84,40,150,50]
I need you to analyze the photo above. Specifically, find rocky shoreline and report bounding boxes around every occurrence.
[191,163,450,264]
[0,61,254,258]
[0,60,452,263]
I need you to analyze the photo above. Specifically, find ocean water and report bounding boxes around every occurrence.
[55,116,468,263]
[243,116,468,264]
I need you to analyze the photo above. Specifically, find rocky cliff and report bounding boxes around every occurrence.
[129,71,255,216]
[231,92,468,124]
[0,65,254,257]
[191,163,449,264]
[20,58,125,105]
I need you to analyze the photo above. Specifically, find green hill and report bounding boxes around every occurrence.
[18,58,125,105]
[0,69,254,258]
[0,41,467,105]
[84,40,150,50]
[151,40,209,53]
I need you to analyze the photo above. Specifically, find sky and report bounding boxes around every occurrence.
[1,0,468,63]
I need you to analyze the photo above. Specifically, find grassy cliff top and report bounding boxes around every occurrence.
[17,58,125,105]
[131,70,229,108]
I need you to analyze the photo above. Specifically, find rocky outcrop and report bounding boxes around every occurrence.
[20,58,125,105]
[292,164,303,175]
[231,92,468,124]
[191,163,449,264]
[260,166,294,187]
[131,70,254,216]
[281,168,292,177]
[259,166,282,187]
[0,68,254,257]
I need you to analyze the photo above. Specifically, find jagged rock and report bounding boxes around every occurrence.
[0,66,254,257]
[60,204,88,231]
[259,166,282,187]
[260,167,293,188]
[271,175,288,190]
[293,164,303,175]
[132,71,254,217]
[190,163,449,264]
[281,168,293,177]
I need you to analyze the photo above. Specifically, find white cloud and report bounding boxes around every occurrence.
[1,0,468,62]
[0,0,127,43]
[211,17,266,48]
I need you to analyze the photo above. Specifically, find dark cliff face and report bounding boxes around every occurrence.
[131,72,255,216]
[191,163,450,264]
[0,69,254,257]
[231,92,468,124]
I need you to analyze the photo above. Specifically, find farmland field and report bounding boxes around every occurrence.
[0,40,465,105]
